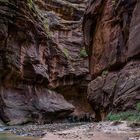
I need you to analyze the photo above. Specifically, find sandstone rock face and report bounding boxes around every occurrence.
[0,87,74,125]
[35,0,89,88]
[35,0,94,118]
[88,61,140,120]
[83,0,140,120]
[128,0,140,58]
[0,0,91,125]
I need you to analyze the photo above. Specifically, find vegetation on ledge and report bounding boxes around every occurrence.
[106,102,140,122]
[106,111,140,122]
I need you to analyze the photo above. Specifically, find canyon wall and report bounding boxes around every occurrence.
[83,0,140,120]
[35,0,93,118]
[0,0,92,125]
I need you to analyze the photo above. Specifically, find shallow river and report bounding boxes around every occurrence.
[0,133,38,140]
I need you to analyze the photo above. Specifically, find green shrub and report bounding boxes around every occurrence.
[102,70,108,76]
[106,111,140,122]
[136,102,140,111]
[127,115,140,122]
[80,49,88,58]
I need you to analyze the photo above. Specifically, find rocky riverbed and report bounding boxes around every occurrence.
[0,122,140,140]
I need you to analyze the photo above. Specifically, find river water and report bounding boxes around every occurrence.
[0,133,38,140]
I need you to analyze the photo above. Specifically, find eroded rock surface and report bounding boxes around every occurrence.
[83,0,140,120]
[88,61,140,120]
[0,0,91,125]
[0,87,74,125]
[34,0,93,117]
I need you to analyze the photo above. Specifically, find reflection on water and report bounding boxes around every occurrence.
[0,133,39,140]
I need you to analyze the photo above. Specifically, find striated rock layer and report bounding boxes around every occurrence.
[34,0,94,119]
[0,0,92,125]
[83,0,140,120]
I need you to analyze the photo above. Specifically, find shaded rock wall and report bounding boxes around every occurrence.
[0,0,91,125]
[83,0,140,120]
[35,0,94,117]
[35,0,89,88]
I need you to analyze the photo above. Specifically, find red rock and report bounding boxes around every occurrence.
[83,0,140,120]
[128,0,140,58]
[0,0,91,125]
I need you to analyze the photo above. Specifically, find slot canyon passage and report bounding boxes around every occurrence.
[0,0,140,140]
